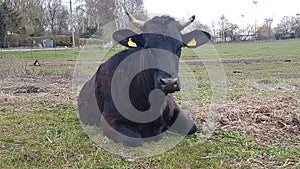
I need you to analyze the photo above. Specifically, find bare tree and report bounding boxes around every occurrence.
[274,15,300,39]
[192,20,211,33]
[217,14,239,42]
[1,0,147,38]
[74,0,146,38]
[74,3,86,35]
[264,17,273,28]
[242,24,255,41]
[79,0,116,28]
[218,14,228,41]
[211,20,216,37]
[113,0,146,32]
[43,0,69,35]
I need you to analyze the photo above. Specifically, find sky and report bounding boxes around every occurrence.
[144,0,300,28]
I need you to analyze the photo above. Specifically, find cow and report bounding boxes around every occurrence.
[78,12,211,147]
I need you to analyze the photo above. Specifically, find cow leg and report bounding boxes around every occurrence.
[100,117,144,147]
[111,124,144,147]
[164,94,197,135]
[78,75,102,126]
[169,110,197,135]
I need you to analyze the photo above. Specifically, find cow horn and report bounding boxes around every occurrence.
[179,15,196,29]
[125,11,145,29]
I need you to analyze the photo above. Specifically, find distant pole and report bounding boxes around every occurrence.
[241,14,245,35]
[253,0,258,38]
[297,13,300,26]
[70,0,75,48]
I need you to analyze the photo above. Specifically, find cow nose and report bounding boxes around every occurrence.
[160,77,180,93]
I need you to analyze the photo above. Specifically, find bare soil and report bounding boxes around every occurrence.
[182,56,300,65]
[0,60,73,113]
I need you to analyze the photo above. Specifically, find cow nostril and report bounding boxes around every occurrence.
[160,78,168,85]
[159,77,180,93]
[160,78,179,85]
[173,79,178,85]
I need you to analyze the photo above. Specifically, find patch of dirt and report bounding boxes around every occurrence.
[0,60,74,113]
[13,85,44,94]
[181,56,298,65]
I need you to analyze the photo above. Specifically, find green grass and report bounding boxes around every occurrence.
[222,60,300,99]
[1,102,298,168]
[0,49,79,61]
[1,38,299,61]
[181,38,300,59]
[215,39,300,58]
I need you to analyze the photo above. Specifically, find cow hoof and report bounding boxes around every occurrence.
[188,124,197,135]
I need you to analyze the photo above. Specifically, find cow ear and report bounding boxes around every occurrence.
[113,29,144,48]
[182,30,211,48]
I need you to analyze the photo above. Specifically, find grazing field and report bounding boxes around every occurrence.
[0,39,299,168]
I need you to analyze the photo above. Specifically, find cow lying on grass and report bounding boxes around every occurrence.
[78,12,211,147]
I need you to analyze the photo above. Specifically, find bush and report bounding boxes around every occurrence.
[31,35,80,47]
[3,35,107,48]
[78,38,104,46]
[4,35,32,47]
[3,35,80,48]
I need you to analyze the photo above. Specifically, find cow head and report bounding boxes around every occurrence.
[113,13,211,94]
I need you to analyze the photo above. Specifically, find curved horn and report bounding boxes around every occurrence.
[125,11,145,29]
[179,15,196,29]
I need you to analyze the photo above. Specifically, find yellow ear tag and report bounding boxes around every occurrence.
[187,38,197,47]
[128,38,137,47]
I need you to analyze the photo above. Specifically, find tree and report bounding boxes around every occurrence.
[80,26,102,38]
[2,0,44,37]
[192,20,211,33]
[264,18,273,28]
[78,0,116,28]
[224,23,239,41]
[115,0,146,29]
[242,24,255,41]
[0,3,7,47]
[211,20,217,37]
[0,0,147,41]
[74,0,146,38]
[217,14,239,42]
[218,14,228,41]
[0,2,22,47]
[43,0,69,35]
[31,17,44,37]
[73,3,86,36]
[275,14,300,39]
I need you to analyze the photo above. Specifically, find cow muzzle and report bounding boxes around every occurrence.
[159,77,181,93]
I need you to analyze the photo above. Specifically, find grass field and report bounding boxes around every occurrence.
[0,39,299,168]
[213,39,300,58]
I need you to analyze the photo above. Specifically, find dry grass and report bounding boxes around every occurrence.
[221,96,300,145]
[0,60,73,115]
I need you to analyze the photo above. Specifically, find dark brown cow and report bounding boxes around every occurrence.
[78,13,211,146]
